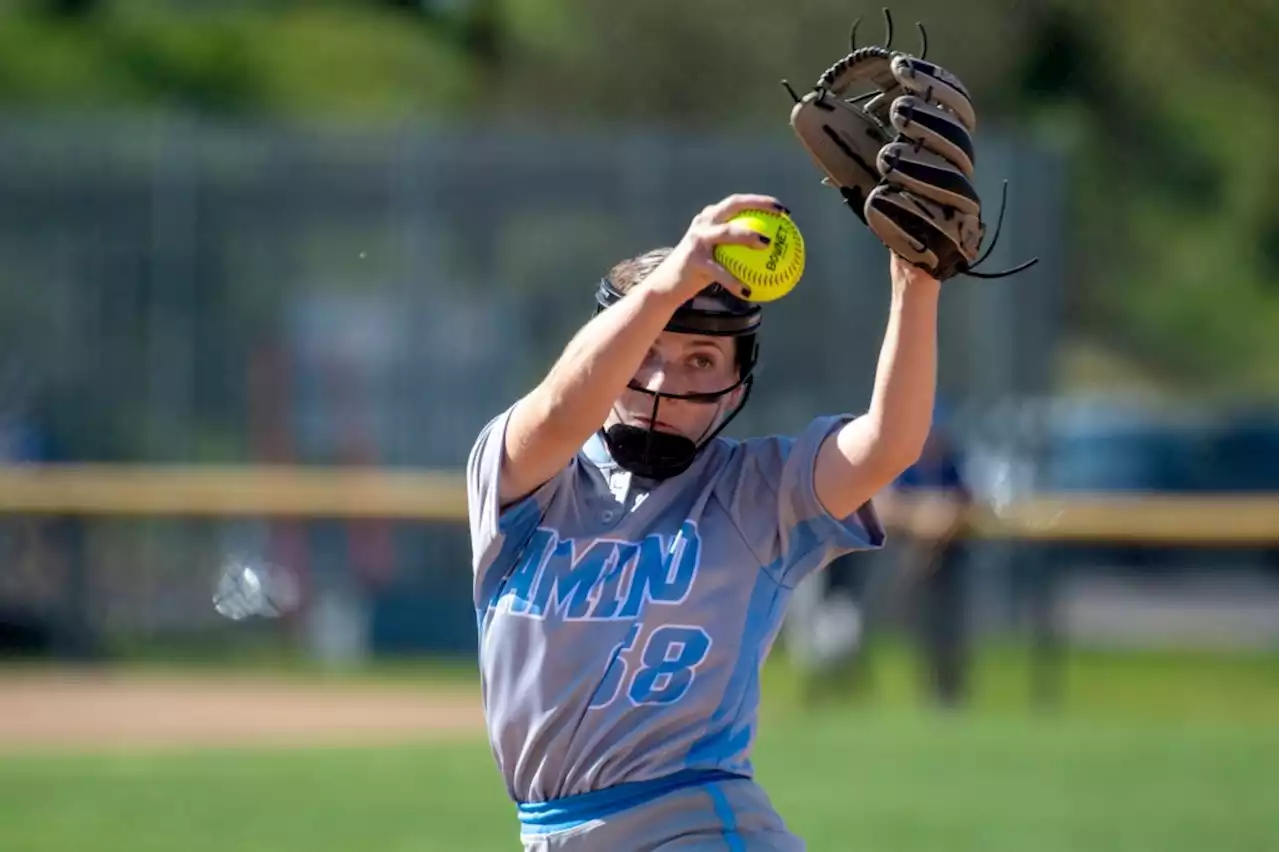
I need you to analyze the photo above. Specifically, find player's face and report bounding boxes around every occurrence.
[609,331,741,440]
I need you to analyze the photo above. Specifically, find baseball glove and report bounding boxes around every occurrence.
[785,10,1036,281]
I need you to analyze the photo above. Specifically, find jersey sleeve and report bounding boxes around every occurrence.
[718,414,885,588]
[465,404,572,609]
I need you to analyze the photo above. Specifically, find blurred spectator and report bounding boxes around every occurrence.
[785,405,972,703]
[893,406,973,709]
[0,402,52,657]
[0,397,95,660]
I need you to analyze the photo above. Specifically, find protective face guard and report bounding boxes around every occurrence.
[593,278,762,480]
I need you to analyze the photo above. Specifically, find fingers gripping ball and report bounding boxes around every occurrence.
[713,210,805,302]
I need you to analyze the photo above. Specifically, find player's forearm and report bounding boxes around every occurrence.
[860,273,940,473]
[500,282,682,502]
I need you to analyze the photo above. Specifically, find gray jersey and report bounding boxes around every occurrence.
[466,406,884,807]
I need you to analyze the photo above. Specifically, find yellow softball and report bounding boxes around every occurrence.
[713,210,805,303]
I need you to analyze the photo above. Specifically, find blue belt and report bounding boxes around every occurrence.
[517,768,743,836]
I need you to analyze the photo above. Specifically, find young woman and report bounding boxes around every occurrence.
[467,192,939,850]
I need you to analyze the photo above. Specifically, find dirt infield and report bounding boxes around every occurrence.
[0,668,486,753]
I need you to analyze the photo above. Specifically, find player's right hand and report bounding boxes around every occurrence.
[641,193,790,303]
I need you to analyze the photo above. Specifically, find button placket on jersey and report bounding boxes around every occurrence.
[600,468,630,525]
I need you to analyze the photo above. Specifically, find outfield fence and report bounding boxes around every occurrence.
[0,463,1275,543]
[0,465,1274,652]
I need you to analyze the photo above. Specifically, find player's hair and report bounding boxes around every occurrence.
[605,247,673,294]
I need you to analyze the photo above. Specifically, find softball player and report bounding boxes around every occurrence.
[467,192,941,850]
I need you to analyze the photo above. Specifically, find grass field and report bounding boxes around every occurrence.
[0,645,1275,852]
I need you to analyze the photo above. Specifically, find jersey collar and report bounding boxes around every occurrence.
[583,431,615,470]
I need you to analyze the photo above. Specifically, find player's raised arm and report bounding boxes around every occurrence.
[789,45,1036,520]
[813,253,939,518]
[497,193,782,506]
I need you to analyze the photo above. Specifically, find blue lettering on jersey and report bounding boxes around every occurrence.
[493,521,712,709]
[496,520,702,622]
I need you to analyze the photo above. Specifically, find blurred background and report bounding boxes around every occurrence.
[0,1,1275,850]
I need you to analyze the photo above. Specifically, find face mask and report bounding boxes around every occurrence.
[594,278,760,480]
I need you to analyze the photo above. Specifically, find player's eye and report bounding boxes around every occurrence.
[690,354,716,370]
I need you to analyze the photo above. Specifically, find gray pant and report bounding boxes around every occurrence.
[521,775,805,852]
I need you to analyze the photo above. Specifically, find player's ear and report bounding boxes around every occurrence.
[728,384,745,410]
